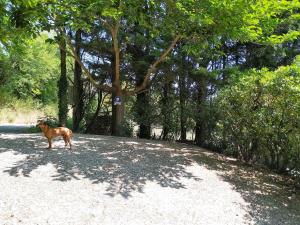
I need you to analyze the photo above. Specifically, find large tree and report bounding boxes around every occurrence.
[69,0,300,135]
[4,0,299,135]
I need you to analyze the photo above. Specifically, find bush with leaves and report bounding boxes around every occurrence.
[1,34,59,104]
[214,57,300,173]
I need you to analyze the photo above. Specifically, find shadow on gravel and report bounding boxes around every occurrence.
[1,133,300,223]
[188,151,300,225]
[0,134,200,198]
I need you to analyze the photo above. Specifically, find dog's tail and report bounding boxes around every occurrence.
[69,129,73,138]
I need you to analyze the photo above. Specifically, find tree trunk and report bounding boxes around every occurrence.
[58,35,68,127]
[179,71,187,141]
[85,90,102,133]
[136,90,151,138]
[72,29,84,131]
[195,76,206,146]
[111,88,124,136]
[111,26,124,136]
[128,44,152,138]
[135,60,151,138]
[162,81,172,140]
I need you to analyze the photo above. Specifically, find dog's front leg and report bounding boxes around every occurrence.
[47,138,52,149]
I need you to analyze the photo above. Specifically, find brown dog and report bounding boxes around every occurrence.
[37,122,72,149]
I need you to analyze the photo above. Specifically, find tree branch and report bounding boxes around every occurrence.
[134,34,182,94]
[57,29,114,93]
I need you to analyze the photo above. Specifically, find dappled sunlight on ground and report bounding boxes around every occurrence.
[0,134,198,197]
[189,151,300,225]
[0,133,299,224]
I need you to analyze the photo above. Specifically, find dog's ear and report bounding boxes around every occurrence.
[37,116,47,124]
[36,119,45,126]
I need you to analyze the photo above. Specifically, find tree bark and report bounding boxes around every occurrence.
[162,81,172,140]
[179,72,187,141]
[129,43,152,139]
[111,26,124,136]
[72,29,84,131]
[111,85,124,136]
[85,90,102,133]
[58,35,68,127]
[195,76,207,146]
[136,84,151,139]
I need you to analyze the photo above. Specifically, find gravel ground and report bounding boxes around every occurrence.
[0,132,299,225]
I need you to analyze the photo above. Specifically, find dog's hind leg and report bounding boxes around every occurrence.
[63,135,72,149]
[63,135,68,147]
[68,137,72,150]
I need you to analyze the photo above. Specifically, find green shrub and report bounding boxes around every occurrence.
[212,57,300,173]
[27,126,41,133]
[119,120,134,137]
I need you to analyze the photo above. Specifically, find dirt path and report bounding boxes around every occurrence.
[0,132,299,225]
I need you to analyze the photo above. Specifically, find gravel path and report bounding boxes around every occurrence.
[0,132,299,225]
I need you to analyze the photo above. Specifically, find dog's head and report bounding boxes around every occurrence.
[36,120,47,130]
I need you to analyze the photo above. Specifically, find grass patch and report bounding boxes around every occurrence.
[0,97,57,124]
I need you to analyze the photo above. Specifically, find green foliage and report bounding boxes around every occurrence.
[213,57,300,173]
[57,69,68,125]
[119,120,134,137]
[27,126,41,133]
[159,83,181,139]
[0,95,57,124]
[130,94,156,128]
[1,33,59,104]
